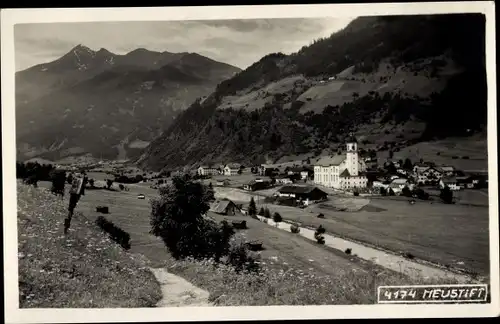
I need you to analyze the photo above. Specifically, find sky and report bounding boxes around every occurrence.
[14,18,354,71]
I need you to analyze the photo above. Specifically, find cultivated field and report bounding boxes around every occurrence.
[257,198,489,278]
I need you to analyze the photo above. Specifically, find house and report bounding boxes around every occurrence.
[287,167,303,176]
[300,170,310,180]
[275,177,293,185]
[277,186,328,205]
[314,135,368,190]
[413,164,429,175]
[372,181,389,189]
[390,178,414,190]
[422,167,443,181]
[209,199,238,215]
[197,165,218,176]
[439,176,460,191]
[243,180,270,191]
[224,163,242,176]
[439,166,455,177]
[388,183,403,195]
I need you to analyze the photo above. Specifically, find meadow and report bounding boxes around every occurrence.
[17,182,162,308]
[260,198,489,278]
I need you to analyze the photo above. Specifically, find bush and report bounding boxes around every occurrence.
[119,184,125,191]
[96,206,109,214]
[258,207,265,216]
[388,188,395,196]
[95,216,131,250]
[314,233,325,245]
[413,188,429,200]
[345,248,352,254]
[262,218,268,224]
[353,191,360,196]
[50,170,66,197]
[401,186,412,197]
[379,187,387,196]
[317,213,325,218]
[225,241,259,273]
[106,179,113,189]
[290,224,300,233]
[316,225,326,235]
[272,212,282,223]
[263,208,271,218]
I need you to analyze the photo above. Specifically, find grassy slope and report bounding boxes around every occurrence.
[17,182,162,308]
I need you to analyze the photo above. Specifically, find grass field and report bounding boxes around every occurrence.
[17,182,162,308]
[255,198,489,278]
[34,180,446,305]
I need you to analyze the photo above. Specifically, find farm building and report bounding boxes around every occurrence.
[243,180,271,191]
[209,199,238,215]
[439,177,460,191]
[277,185,328,205]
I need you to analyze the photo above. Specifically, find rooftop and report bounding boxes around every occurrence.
[278,185,326,195]
[315,154,346,167]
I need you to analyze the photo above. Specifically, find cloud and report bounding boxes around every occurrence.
[14,17,354,71]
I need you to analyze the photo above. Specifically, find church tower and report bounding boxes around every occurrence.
[345,134,358,176]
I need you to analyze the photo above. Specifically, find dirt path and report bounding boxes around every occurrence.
[256,216,477,284]
[149,268,212,307]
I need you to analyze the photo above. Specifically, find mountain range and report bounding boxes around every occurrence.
[16,45,241,161]
[137,14,487,172]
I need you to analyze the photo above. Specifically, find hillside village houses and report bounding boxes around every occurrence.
[197,165,219,176]
[314,135,368,190]
[224,163,242,176]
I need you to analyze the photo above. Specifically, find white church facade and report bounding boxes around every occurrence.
[314,136,368,190]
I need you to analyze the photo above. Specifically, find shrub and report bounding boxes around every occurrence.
[353,191,360,196]
[50,170,66,197]
[95,216,131,250]
[225,241,259,273]
[345,248,352,254]
[379,187,387,196]
[316,225,326,235]
[272,212,283,223]
[106,179,113,189]
[290,224,300,233]
[262,218,268,224]
[96,206,109,214]
[314,233,325,245]
[263,208,271,218]
[119,184,125,191]
[258,207,265,216]
[401,186,412,197]
[388,188,395,196]
[88,179,95,187]
[317,213,325,218]
[413,188,429,200]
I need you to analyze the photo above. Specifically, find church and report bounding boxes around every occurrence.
[313,135,368,190]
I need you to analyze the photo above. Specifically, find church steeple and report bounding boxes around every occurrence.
[346,133,358,152]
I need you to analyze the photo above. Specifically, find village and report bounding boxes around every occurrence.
[191,135,488,211]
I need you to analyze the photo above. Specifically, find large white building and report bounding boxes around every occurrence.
[314,136,368,190]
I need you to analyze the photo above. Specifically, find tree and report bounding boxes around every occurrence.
[88,179,95,187]
[403,158,413,170]
[388,188,395,196]
[67,173,74,185]
[248,197,257,216]
[119,184,125,191]
[106,179,113,189]
[440,186,454,204]
[401,185,412,197]
[258,207,265,216]
[264,208,271,218]
[208,182,213,190]
[380,187,387,196]
[273,212,282,225]
[149,174,233,260]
